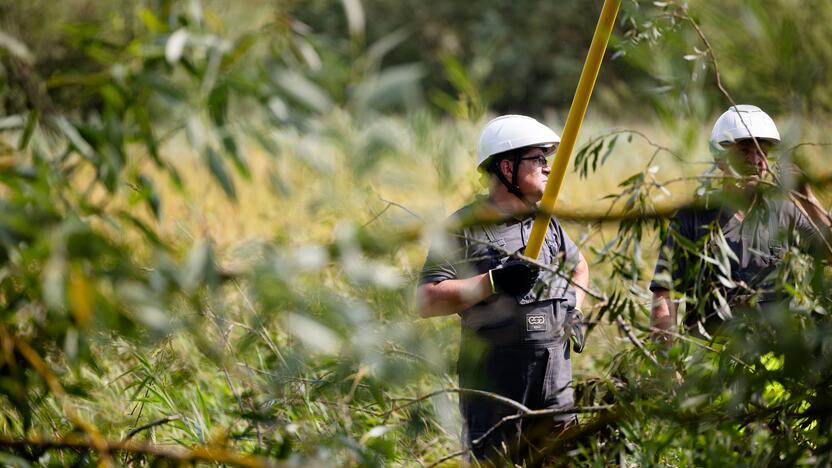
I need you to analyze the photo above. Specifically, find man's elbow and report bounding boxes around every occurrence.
[572,253,589,282]
[416,283,438,318]
[578,253,589,275]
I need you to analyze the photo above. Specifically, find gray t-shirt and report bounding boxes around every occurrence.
[419,198,580,306]
[650,198,818,329]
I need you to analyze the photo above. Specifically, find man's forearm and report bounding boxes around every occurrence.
[797,185,832,229]
[416,274,493,318]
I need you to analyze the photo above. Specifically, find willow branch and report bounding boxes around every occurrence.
[0,435,275,467]
[615,315,659,365]
[124,415,183,441]
[425,449,468,468]
[385,387,532,417]
[457,233,607,302]
[427,407,618,468]
[642,325,753,370]
[470,405,614,449]
[11,334,113,466]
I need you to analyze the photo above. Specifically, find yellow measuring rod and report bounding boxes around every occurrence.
[524,0,621,259]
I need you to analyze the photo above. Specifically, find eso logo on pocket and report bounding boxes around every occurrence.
[526,314,547,332]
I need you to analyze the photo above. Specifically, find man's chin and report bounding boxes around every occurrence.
[731,175,771,196]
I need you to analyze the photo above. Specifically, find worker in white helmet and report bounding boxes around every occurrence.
[417,115,590,464]
[650,105,830,341]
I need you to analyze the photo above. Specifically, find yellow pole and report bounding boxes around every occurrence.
[524,0,621,259]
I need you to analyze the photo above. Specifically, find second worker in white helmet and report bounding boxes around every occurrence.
[650,105,830,341]
[417,115,590,464]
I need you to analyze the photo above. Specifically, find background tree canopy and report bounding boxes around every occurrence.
[0,0,831,465]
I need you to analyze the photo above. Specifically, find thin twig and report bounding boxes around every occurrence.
[426,406,615,468]
[10,333,114,466]
[124,415,183,441]
[643,325,753,370]
[380,196,423,220]
[470,405,614,449]
[385,387,532,417]
[425,449,467,468]
[458,234,608,302]
[579,128,697,164]
[615,315,659,365]
[362,203,392,227]
[0,434,275,467]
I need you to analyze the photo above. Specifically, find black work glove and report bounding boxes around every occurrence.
[488,255,540,296]
[565,308,585,353]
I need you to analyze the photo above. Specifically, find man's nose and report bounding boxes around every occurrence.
[745,151,768,175]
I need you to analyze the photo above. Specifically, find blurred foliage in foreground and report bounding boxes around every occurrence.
[292,0,832,116]
[0,0,831,466]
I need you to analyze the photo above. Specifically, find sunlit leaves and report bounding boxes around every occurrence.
[165,29,189,65]
[273,70,334,115]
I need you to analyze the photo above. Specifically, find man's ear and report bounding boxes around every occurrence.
[499,159,513,179]
[714,157,728,174]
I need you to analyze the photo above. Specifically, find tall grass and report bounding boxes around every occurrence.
[6,106,829,464]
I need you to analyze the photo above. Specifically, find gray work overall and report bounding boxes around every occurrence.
[457,217,577,461]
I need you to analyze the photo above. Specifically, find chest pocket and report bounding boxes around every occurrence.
[462,226,505,274]
[764,213,786,262]
[466,222,566,305]
[745,214,786,269]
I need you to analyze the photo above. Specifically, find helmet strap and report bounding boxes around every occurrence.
[494,152,533,207]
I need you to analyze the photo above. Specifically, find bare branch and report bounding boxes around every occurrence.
[470,405,614,449]
[615,315,659,365]
[8,332,114,466]
[124,415,183,441]
[579,128,701,164]
[362,202,392,227]
[385,387,532,417]
[0,434,277,467]
[642,325,753,370]
[425,449,468,468]
[427,406,618,468]
[455,233,608,302]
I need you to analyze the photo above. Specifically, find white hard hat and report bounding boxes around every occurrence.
[710,105,780,148]
[476,115,560,170]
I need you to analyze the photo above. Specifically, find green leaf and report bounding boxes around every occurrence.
[165,28,189,64]
[363,29,410,70]
[0,30,33,64]
[139,174,161,220]
[341,0,366,39]
[221,133,250,179]
[17,109,38,151]
[120,209,165,244]
[274,71,333,114]
[350,64,425,112]
[181,239,214,291]
[208,84,229,127]
[601,135,619,165]
[0,451,31,468]
[54,117,96,161]
[220,33,256,71]
[712,289,733,320]
[205,146,237,200]
[138,7,167,33]
[134,105,162,168]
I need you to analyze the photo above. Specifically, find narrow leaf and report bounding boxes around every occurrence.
[205,146,236,200]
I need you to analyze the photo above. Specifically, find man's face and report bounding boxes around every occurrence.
[721,138,774,180]
[499,146,553,203]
